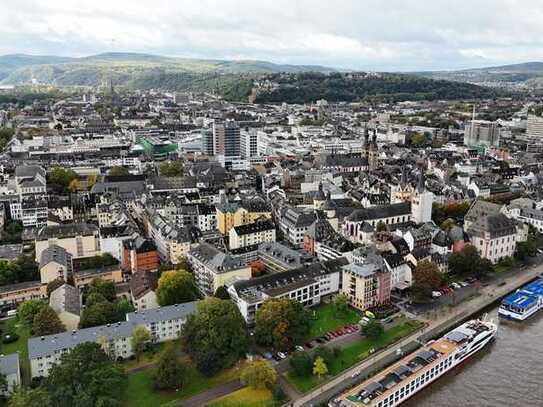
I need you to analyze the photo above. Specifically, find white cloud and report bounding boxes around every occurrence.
[0,0,542,70]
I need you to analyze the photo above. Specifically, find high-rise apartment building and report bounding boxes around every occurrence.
[201,129,214,156]
[213,120,240,158]
[240,128,260,158]
[527,115,543,138]
[464,120,500,148]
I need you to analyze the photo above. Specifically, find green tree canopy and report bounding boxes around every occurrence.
[79,301,121,328]
[240,360,277,389]
[131,325,151,361]
[180,298,248,376]
[153,344,185,390]
[17,299,46,326]
[156,270,197,306]
[46,277,66,297]
[213,285,230,300]
[48,166,78,194]
[363,320,385,340]
[87,278,117,302]
[159,161,183,177]
[254,298,311,351]
[313,356,328,378]
[33,306,65,336]
[289,351,313,377]
[332,293,350,316]
[448,245,492,278]
[8,387,52,407]
[411,260,444,302]
[44,342,126,407]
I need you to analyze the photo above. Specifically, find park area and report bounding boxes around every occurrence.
[285,319,424,393]
[0,318,31,384]
[205,387,277,407]
[123,355,246,407]
[308,303,362,339]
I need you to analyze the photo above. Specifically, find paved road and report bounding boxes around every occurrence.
[180,379,243,407]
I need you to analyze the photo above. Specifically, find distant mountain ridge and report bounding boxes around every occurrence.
[0,52,336,85]
[413,61,543,89]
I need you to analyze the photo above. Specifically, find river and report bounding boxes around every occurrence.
[403,305,543,407]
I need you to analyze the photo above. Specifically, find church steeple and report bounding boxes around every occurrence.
[417,171,426,193]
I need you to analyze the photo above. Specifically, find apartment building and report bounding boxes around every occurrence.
[0,281,47,309]
[216,199,272,235]
[228,258,348,324]
[467,213,518,264]
[34,223,100,262]
[122,237,160,274]
[229,219,276,250]
[341,261,391,312]
[188,242,251,296]
[28,302,198,378]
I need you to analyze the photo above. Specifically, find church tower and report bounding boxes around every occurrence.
[411,172,433,224]
[368,129,379,171]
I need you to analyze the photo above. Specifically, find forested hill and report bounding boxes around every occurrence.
[251,72,498,104]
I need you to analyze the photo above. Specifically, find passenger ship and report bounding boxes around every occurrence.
[329,319,497,407]
[498,278,543,321]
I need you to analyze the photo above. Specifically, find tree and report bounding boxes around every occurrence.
[180,298,248,376]
[132,325,151,361]
[516,238,538,261]
[116,297,135,317]
[86,174,98,189]
[159,161,183,177]
[88,278,116,302]
[332,293,350,316]
[156,270,197,306]
[214,285,230,300]
[440,218,455,231]
[289,351,313,377]
[410,133,426,146]
[33,306,65,336]
[46,277,65,297]
[376,221,388,232]
[448,245,491,278]
[250,260,265,277]
[313,356,328,378]
[79,301,121,328]
[8,387,52,407]
[68,178,81,193]
[240,360,277,389]
[363,320,384,340]
[254,298,310,351]
[0,372,7,394]
[153,344,185,390]
[17,299,46,326]
[109,166,129,176]
[312,346,334,366]
[48,167,78,194]
[411,260,443,302]
[86,292,108,307]
[44,342,126,407]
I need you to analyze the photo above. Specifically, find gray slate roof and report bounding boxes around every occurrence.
[126,301,197,325]
[0,354,19,376]
[39,245,71,269]
[49,284,81,316]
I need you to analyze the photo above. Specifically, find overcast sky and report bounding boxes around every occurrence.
[1,0,543,71]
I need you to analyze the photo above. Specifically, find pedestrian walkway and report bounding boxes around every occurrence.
[181,379,243,407]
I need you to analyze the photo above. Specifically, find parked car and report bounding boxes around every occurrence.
[277,352,287,359]
[432,291,442,298]
[451,282,461,289]
[262,352,274,360]
[316,337,326,344]
[295,345,305,352]
[360,316,371,325]
[305,341,315,349]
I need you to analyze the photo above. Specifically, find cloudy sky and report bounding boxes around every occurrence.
[1,0,542,71]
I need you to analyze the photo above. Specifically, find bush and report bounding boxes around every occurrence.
[2,333,19,343]
[272,384,287,402]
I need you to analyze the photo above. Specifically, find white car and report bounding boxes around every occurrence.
[432,291,442,298]
[295,346,305,352]
[277,352,287,359]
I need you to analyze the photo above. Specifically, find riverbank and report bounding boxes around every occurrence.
[291,263,543,407]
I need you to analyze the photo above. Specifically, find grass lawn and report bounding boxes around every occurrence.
[123,342,167,371]
[286,320,423,393]
[308,303,361,339]
[205,387,276,407]
[0,318,31,385]
[123,358,246,407]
